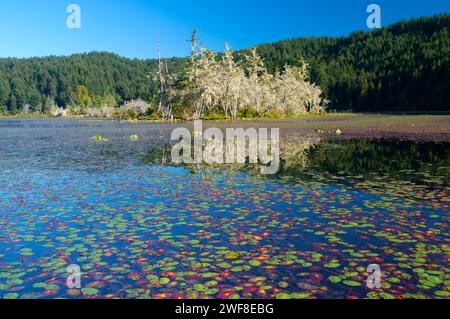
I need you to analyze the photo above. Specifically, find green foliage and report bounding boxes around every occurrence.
[75,85,92,108]
[91,135,108,142]
[238,108,260,119]
[250,14,450,112]
[0,52,184,114]
[129,134,140,141]
[126,109,139,120]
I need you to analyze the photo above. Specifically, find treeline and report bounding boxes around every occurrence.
[252,14,449,112]
[0,52,185,115]
[0,14,448,115]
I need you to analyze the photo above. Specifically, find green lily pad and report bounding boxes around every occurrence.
[343,280,362,287]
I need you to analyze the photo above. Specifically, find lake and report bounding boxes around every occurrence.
[0,118,448,299]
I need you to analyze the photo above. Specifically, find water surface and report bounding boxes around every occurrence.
[0,119,448,299]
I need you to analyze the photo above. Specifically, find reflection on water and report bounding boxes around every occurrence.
[143,137,450,190]
[292,139,450,187]
[0,119,448,299]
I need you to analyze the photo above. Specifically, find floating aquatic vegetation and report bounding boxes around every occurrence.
[129,134,140,141]
[315,128,342,136]
[0,119,448,300]
[91,135,108,142]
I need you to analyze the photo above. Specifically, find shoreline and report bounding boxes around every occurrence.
[1,114,449,142]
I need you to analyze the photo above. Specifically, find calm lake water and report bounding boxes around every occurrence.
[0,118,448,299]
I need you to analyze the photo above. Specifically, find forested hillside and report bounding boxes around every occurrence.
[0,14,448,115]
[252,14,449,112]
[0,53,185,114]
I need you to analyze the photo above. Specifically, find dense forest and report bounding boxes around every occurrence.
[251,14,450,112]
[0,14,448,115]
[0,53,185,115]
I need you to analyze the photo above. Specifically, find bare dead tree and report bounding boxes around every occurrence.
[157,33,165,115]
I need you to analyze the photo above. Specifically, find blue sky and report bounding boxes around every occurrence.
[0,0,448,59]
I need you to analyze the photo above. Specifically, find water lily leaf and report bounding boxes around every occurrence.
[343,280,361,287]
[82,288,99,295]
[329,276,342,283]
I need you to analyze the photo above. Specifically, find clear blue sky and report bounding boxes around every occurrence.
[0,0,448,59]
